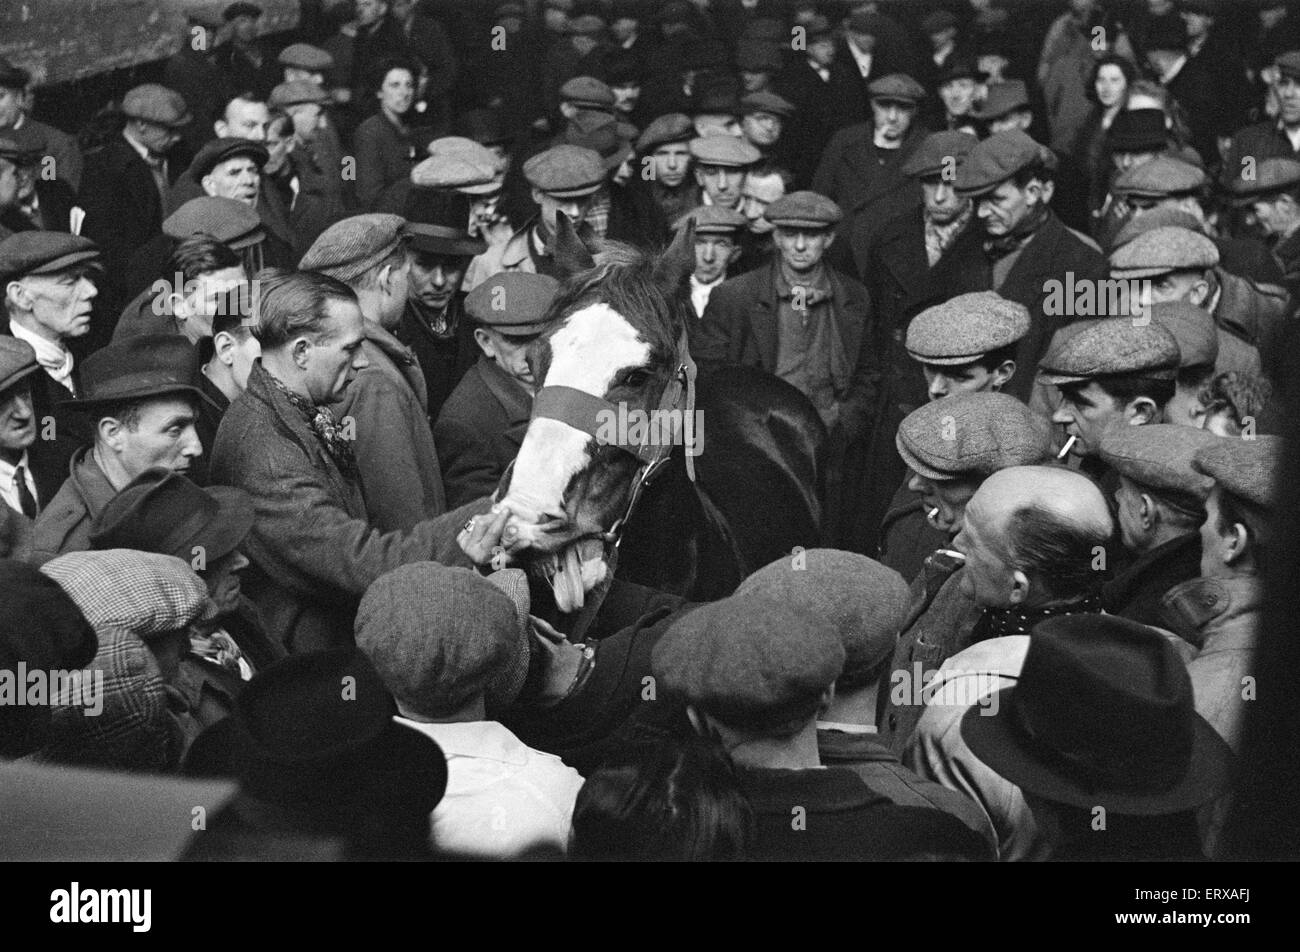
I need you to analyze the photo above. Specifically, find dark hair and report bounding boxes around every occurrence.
[251,267,358,351]
[570,733,754,861]
[1093,374,1176,410]
[973,342,1019,374]
[222,90,266,116]
[167,233,242,287]
[1176,363,1215,392]
[747,161,795,191]
[1197,370,1273,433]
[212,283,255,339]
[370,55,418,95]
[93,393,198,432]
[1085,53,1137,105]
[1011,157,1055,188]
[1216,488,1271,573]
[1003,502,1112,601]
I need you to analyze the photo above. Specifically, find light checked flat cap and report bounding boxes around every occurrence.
[740,90,795,118]
[763,190,841,228]
[269,80,330,108]
[955,129,1054,196]
[464,272,561,334]
[906,292,1030,365]
[299,213,406,283]
[560,76,616,111]
[902,130,979,179]
[1099,424,1217,502]
[896,391,1054,481]
[636,113,695,153]
[163,196,264,249]
[676,204,747,235]
[277,43,334,71]
[1037,317,1180,384]
[1109,226,1219,279]
[412,140,503,194]
[688,135,761,168]
[868,73,926,105]
[122,84,192,128]
[1147,300,1218,369]
[1192,435,1281,509]
[1114,156,1206,199]
[1228,157,1300,204]
[522,145,606,197]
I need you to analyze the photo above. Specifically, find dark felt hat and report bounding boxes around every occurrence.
[1107,108,1169,153]
[64,335,207,410]
[402,188,488,257]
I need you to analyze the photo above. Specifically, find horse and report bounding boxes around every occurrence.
[496,216,825,613]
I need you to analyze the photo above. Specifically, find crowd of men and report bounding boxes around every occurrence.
[0,0,1296,861]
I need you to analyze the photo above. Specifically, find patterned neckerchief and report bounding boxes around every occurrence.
[265,370,357,478]
[977,593,1102,640]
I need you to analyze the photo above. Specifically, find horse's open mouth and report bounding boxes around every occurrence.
[532,537,610,614]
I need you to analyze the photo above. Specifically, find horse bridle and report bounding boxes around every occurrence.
[514,327,698,551]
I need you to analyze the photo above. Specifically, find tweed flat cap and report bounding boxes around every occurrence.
[868,73,926,105]
[42,550,210,640]
[163,196,264,248]
[764,190,842,228]
[269,80,329,108]
[1147,300,1218,368]
[300,213,406,283]
[1099,424,1217,501]
[906,292,1030,365]
[1193,435,1281,509]
[902,130,979,179]
[0,231,100,284]
[1038,317,1180,384]
[677,204,747,235]
[922,9,958,34]
[1109,226,1219,279]
[737,550,909,688]
[956,130,1053,196]
[277,43,334,71]
[0,336,39,395]
[651,595,845,733]
[736,39,784,74]
[356,563,521,719]
[560,76,616,111]
[191,137,269,179]
[1111,206,1205,248]
[636,113,694,153]
[741,90,795,118]
[122,84,192,129]
[972,80,1031,121]
[1114,156,1206,199]
[412,152,500,194]
[1277,50,1300,81]
[465,272,561,333]
[1228,156,1300,203]
[688,135,760,168]
[896,392,1053,481]
[522,145,606,197]
[567,13,607,35]
[1107,108,1169,153]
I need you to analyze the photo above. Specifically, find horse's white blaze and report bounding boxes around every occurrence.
[503,302,650,542]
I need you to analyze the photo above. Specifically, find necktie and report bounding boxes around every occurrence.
[15,465,37,518]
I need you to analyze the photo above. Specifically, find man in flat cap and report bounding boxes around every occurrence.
[696,189,877,545]
[0,126,80,238]
[738,90,794,169]
[214,3,279,102]
[0,59,82,195]
[677,205,747,318]
[734,164,790,273]
[689,135,760,212]
[1098,424,1219,630]
[1229,156,1300,296]
[31,335,207,562]
[932,59,981,135]
[300,213,447,533]
[436,272,560,509]
[0,336,45,527]
[933,129,1108,403]
[271,79,346,220]
[543,13,611,124]
[771,15,844,187]
[831,8,924,123]
[691,83,742,140]
[633,113,700,225]
[163,6,233,158]
[1224,50,1300,181]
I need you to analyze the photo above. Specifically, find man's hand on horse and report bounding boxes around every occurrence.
[457,505,513,569]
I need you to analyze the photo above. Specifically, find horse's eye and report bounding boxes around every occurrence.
[623,369,651,388]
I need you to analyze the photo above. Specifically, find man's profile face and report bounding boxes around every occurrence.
[175,266,247,342]
[922,361,999,401]
[1198,485,1233,578]
[0,157,18,210]
[407,251,467,312]
[907,472,979,535]
[218,99,271,141]
[652,143,690,187]
[19,267,98,340]
[695,164,745,208]
[0,381,36,454]
[871,100,914,142]
[977,179,1037,236]
[773,225,832,273]
[1136,269,1209,308]
[116,396,203,479]
[741,173,784,233]
[1279,76,1300,125]
[475,327,537,389]
[922,177,969,226]
[308,297,369,404]
[203,156,261,205]
[693,234,737,284]
[1051,380,1125,457]
[952,493,1016,608]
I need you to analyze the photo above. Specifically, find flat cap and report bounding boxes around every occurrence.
[1276,50,1300,81]
[560,75,616,111]
[906,292,1030,365]
[677,204,747,235]
[847,10,888,34]
[1228,156,1300,203]
[567,14,607,35]
[1109,226,1219,279]
[740,90,795,118]
[737,550,909,688]
[42,550,209,641]
[122,84,192,129]
[300,213,406,283]
[764,190,842,228]
[693,82,741,117]
[191,137,268,179]
[522,144,606,197]
[563,121,634,172]
[1111,205,1205,248]
[922,9,958,34]
[971,80,1030,121]
[735,39,784,74]
[955,130,1054,196]
[902,130,979,179]
[896,392,1053,481]
[0,57,31,90]
[222,2,262,21]
[277,43,334,71]
[1147,300,1218,369]
[1193,435,1281,509]
[1037,317,1180,384]
[269,80,329,108]
[868,73,926,105]
[0,231,100,285]
[0,336,40,395]
[412,138,503,194]
[1107,108,1168,153]
[688,134,760,168]
[1113,155,1206,199]
[465,272,561,333]
[637,113,695,154]
[163,196,264,249]
[651,595,845,733]
[1099,424,1217,502]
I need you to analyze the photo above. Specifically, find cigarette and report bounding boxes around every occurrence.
[928,506,940,520]
[937,549,966,562]
[1057,435,1078,459]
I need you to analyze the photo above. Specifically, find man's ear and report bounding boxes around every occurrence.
[693,166,706,187]
[1126,396,1160,426]
[290,335,312,368]
[991,359,1016,389]
[1009,568,1031,605]
[816,684,835,718]
[213,330,237,366]
[1138,492,1157,531]
[1189,278,1211,306]
[1221,520,1250,568]
[5,280,30,312]
[200,173,218,197]
[96,416,125,453]
[214,120,227,139]
[472,326,495,358]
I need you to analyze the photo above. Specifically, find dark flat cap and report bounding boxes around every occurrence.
[971,80,1030,121]
[1037,318,1180,384]
[1107,108,1169,153]
[1109,226,1219,278]
[0,232,100,285]
[847,10,888,34]
[277,43,334,71]
[1193,435,1280,509]
[465,272,560,333]
[906,292,1030,365]
[301,213,406,283]
[122,84,191,129]
[1277,50,1300,81]
[741,17,785,42]
[868,73,926,105]
[764,190,842,228]
[1228,156,1300,203]
[564,121,633,172]
[0,336,40,395]
[164,196,264,249]
[190,137,269,179]
[67,335,205,410]
[956,129,1053,196]
[1114,156,1206,199]
[455,108,513,147]
[902,130,979,179]
[0,57,31,90]
[689,135,760,168]
[1099,424,1217,501]
[560,75,616,111]
[693,82,741,117]
[740,90,794,118]
[896,391,1053,481]
[1147,300,1218,369]
[269,80,330,109]
[677,204,747,235]
[736,39,784,74]
[636,113,694,154]
[222,2,262,21]
[651,595,844,734]
[522,145,606,196]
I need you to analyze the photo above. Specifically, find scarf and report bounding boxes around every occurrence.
[977,592,1102,640]
[925,204,973,267]
[983,202,1049,261]
[265,370,358,478]
[9,320,75,395]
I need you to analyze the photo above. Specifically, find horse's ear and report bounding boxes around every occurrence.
[654,218,695,295]
[552,212,596,276]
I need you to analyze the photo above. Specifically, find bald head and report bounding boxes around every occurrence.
[954,466,1113,610]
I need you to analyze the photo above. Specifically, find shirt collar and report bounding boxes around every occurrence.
[394,717,530,766]
[9,320,71,368]
[0,451,31,483]
[122,128,154,162]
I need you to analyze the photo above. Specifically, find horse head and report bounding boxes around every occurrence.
[497,214,697,612]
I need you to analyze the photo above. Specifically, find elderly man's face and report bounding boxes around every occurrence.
[977,179,1040,236]
[0,86,22,128]
[952,491,1018,608]
[773,225,833,273]
[922,177,968,226]
[307,297,369,404]
[742,173,785,233]
[694,234,738,284]
[871,100,914,143]
[203,156,261,205]
[940,78,977,117]
[17,267,98,340]
[113,396,204,480]
[408,251,468,312]
[218,99,271,141]
[695,164,746,208]
[742,111,782,148]
[908,472,980,535]
[652,143,691,187]
[0,381,36,455]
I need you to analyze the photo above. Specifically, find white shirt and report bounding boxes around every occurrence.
[0,452,38,516]
[1286,123,1300,152]
[846,39,873,79]
[808,58,831,83]
[396,717,585,859]
[690,273,725,317]
[9,321,75,396]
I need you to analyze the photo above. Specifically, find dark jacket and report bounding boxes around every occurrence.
[396,296,478,424]
[811,123,927,222]
[1102,532,1202,632]
[3,358,87,510]
[434,358,531,510]
[353,111,428,211]
[209,361,486,652]
[30,446,118,564]
[79,137,168,294]
[163,46,231,156]
[192,370,230,488]
[213,40,280,101]
[879,481,950,583]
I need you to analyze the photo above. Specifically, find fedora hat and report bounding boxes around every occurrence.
[60,335,210,411]
[89,468,254,564]
[961,614,1233,815]
[402,189,488,257]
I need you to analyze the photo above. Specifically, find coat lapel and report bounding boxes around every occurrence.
[748,265,780,371]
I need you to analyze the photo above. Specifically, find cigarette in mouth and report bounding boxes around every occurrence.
[937,549,966,562]
[1057,435,1078,459]
[928,506,940,520]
